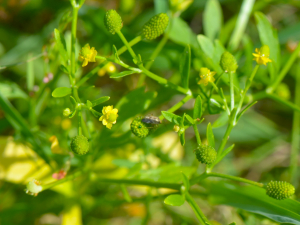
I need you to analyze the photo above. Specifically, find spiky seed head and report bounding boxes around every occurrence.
[220,51,238,73]
[70,135,89,155]
[142,13,169,40]
[131,116,158,138]
[194,144,217,165]
[104,9,123,35]
[266,181,295,200]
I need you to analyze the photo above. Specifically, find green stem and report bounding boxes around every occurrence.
[229,72,234,111]
[70,6,79,85]
[78,108,82,135]
[137,33,169,87]
[217,120,234,157]
[267,41,300,93]
[190,172,209,186]
[192,124,201,145]
[237,65,259,114]
[290,60,300,186]
[159,95,193,121]
[208,172,264,188]
[186,192,211,225]
[116,30,190,95]
[77,37,142,87]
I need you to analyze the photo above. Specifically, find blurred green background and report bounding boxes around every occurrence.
[0,0,300,224]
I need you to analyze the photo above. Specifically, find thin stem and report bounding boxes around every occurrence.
[290,59,300,186]
[229,72,234,111]
[116,31,138,60]
[78,108,82,135]
[186,192,211,225]
[217,120,234,157]
[70,6,79,85]
[159,95,193,121]
[208,172,264,188]
[190,172,209,186]
[192,124,202,145]
[237,65,259,114]
[267,41,300,93]
[137,33,169,87]
[77,37,142,87]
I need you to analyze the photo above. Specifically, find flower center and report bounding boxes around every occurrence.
[107,113,117,123]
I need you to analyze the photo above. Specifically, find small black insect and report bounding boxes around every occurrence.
[142,115,161,124]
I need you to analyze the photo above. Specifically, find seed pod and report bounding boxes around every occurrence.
[142,13,169,40]
[220,51,238,73]
[104,9,123,35]
[266,181,295,200]
[131,116,158,138]
[194,144,217,165]
[70,135,89,155]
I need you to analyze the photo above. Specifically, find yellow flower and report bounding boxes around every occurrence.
[252,45,272,66]
[79,44,97,67]
[100,106,119,129]
[198,67,216,86]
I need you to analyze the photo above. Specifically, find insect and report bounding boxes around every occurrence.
[141,115,161,125]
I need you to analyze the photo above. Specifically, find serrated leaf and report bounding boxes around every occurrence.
[180,45,191,89]
[91,96,110,107]
[193,95,202,120]
[86,100,92,108]
[185,114,194,125]
[110,70,136,78]
[164,194,185,206]
[161,111,182,125]
[206,123,215,148]
[52,87,71,98]
[54,29,68,63]
[254,12,280,75]
[203,0,223,41]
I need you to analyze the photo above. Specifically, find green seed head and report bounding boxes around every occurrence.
[70,135,89,155]
[266,181,295,200]
[142,13,169,40]
[220,51,238,73]
[131,116,157,138]
[104,9,123,35]
[194,144,217,165]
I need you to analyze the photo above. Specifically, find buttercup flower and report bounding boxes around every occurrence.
[252,45,272,66]
[79,44,97,67]
[100,106,119,129]
[198,67,216,86]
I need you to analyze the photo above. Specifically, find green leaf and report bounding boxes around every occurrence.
[54,29,68,63]
[180,45,191,89]
[254,12,281,75]
[164,194,185,206]
[26,53,34,91]
[86,100,92,108]
[110,70,136,78]
[181,172,190,192]
[205,181,300,224]
[120,184,132,203]
[154,0,168,14]
[0,82,28,99]
[70,96,77,106]
[203,0,223,41]
[59,64,69,74]
[206,123,215,148]
[112,45,120,62]
[193,95,202,120]
[161,111,182,125]
[180,132,185,146]
[69,108,77,118]
[212,111,228,128]
[113,159,137,168]
[52,87,71,98]
[197,35,214,59]
[185,114,194,125]
[91,96,110,107]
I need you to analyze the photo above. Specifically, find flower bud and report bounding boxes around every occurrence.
[266,181,295,200]
[194,144,217,165]
[142,13,169,40]
[131,116,157,138]
[275,83,290,100]
[220,51,238,73]
[63,108,71,117]
[25,179,42,196]
[104,9,123,35]
[173,125,180,132]
[70,135,89,155]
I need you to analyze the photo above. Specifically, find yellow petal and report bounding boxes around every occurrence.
[112,108,118,114]
[106,123,112,129]
[82,59,88,67]
[102,119,107,125]
[99,116,103,121]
